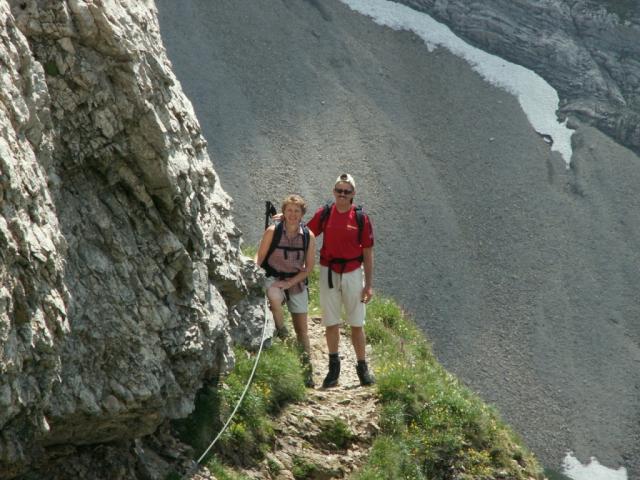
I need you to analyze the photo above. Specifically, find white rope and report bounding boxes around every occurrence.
[183,296,270,478]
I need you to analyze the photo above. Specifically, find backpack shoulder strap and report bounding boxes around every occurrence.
[260,221,283,269]
[354,205,366,243]
[302,224,311,286]
[319,201,334,231]
[302,225,310,255]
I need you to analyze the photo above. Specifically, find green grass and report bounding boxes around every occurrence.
[354,294,544,480]
[306,266,321,316]
[174,265,544,479]
[291,456,321,479]
[315,417,355,450]
[207,458,252,480]
[172,341,305,467]
[241,243,258,260]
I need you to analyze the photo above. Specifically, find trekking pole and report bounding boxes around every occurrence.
[264,201,277,230]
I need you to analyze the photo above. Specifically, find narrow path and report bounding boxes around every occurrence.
[239,316,379,479]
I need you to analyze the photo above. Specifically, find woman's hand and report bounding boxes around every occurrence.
[272,279,291,289]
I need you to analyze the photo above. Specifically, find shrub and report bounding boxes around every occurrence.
[175,267,544,479]
[291,456,320,479]
[306,266,321,316]
[352,436,424,480]
[379,400,407,436]
[253,343,306,413]
[171,384,222,456]
[207,458,252,480]
[316,417,355,450]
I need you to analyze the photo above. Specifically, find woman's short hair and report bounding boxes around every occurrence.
[281,194,307,215]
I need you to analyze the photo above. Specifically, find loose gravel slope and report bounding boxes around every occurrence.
[156,0,640,475]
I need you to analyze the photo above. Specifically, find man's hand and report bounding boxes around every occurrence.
[361,285,373,304]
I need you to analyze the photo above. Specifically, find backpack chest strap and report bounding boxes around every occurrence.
[277,244,305,260]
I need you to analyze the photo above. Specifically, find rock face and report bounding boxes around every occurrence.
[0,1,266,478]
[396,0,640,154]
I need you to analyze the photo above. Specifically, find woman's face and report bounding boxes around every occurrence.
[283,203,303,224]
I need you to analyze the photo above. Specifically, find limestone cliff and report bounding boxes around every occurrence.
[397,0,640,154]
[0,1,265,478]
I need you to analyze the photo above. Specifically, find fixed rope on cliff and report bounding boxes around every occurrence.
[181,205,278,478]
[182,296,270,479]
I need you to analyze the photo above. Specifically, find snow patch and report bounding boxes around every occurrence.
[562,452,627,480]
[340,0,574,167]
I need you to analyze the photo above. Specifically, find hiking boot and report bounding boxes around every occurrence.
[356,361,375,386]
[275,325,289,340]
[322,355,341,389]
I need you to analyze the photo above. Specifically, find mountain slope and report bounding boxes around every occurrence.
[397,0,640,156]
[156,0,640,475]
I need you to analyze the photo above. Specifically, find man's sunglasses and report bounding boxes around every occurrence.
[334,188,353,195]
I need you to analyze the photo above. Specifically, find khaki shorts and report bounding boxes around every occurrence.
[264,277,308,314]
[319,266,365,327]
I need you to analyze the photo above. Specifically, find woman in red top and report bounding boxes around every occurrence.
[306,174,375,388]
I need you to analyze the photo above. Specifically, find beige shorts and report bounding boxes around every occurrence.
[264,277,308,314]
[319,266,365,327]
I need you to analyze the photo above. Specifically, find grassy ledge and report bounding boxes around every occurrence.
[171,265,545,479]
[356,296,543,479]
[172,341,306,478]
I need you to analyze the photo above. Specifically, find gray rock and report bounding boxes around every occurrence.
[397,0,640,154]
[0,0,266,477]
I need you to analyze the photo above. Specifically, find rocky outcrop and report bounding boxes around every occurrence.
[0,1,266,478]
[396,0,640,154]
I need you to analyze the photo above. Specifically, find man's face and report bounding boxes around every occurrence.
[333,182,355,204]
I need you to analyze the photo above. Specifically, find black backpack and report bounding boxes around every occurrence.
[260,221,311,278]
[319,201,366,244]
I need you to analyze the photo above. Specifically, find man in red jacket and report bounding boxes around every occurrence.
[306,173,375,388]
